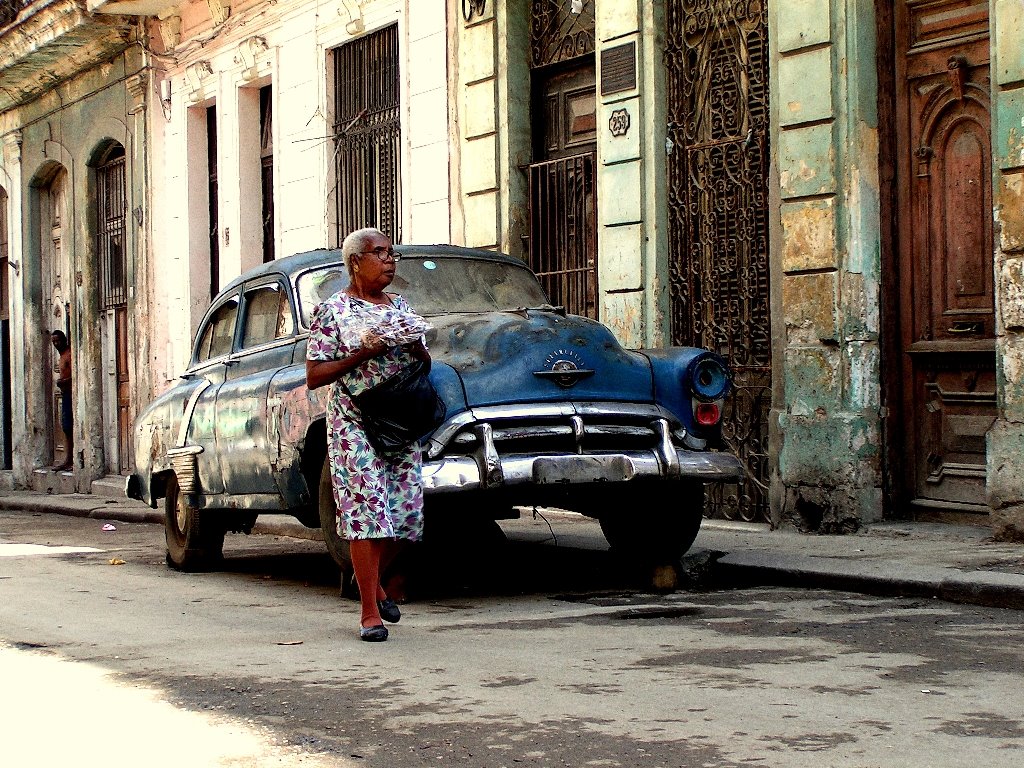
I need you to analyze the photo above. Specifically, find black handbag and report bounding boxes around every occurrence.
[351,360,447,454]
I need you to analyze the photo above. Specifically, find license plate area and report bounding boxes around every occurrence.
[533,455,636,484]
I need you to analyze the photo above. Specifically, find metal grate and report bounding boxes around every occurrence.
[332,24,401,243]
[527,153,597,318]
[96,152,127,310]
[530,0,595,69]
[666,0,771,522]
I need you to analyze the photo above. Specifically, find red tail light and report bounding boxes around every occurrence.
[695,402,721,426]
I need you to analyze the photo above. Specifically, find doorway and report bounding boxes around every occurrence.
[95,145,131,475]
[892,1,995,520]
[42,170,70,469]
[526,0,597,319]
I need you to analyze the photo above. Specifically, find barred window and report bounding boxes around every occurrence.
[332,24,401,243]
[96,146,126,309]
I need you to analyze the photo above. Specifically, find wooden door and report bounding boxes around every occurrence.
[44,172,69,467]
[115,307,131,474]
[895,1,995,518]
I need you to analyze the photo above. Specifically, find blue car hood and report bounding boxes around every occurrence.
[425,309,654,408]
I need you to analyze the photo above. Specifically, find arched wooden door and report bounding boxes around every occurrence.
[894,1,995,519]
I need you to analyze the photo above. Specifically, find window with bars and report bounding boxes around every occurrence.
[96,146,127,310]
[260,85,275,264]
[332,24,401,243]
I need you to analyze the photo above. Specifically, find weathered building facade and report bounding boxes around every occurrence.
[1,1,1021,541]
[0,0,153,490]
[451,1,1024,538]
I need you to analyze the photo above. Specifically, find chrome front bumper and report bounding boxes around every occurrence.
[421,445,744,493]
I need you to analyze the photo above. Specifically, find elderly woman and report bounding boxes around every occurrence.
[305,227,430,642]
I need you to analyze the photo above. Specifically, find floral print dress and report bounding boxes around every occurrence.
[307,292,425,541]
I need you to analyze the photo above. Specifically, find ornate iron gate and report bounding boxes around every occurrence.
[666,1,771,522]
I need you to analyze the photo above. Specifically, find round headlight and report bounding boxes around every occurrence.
[690,356,731,402]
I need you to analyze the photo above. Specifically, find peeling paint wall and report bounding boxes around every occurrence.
[768,0,884,531]
[989,0,1024,541]
[0,45,151,488]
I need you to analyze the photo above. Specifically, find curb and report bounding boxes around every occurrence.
[3,493,1023,610]
[714,551,1024,611]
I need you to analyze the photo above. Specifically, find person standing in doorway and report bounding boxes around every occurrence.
[50,330,73,472]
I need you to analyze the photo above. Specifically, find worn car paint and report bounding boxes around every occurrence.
[128,246,743,563]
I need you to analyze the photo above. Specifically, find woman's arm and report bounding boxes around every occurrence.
[306,340,387,390]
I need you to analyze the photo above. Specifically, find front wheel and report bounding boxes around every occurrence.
[164,472,225,572]
[597,481,704,564]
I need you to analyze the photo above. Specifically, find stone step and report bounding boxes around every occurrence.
[90,474,128,499]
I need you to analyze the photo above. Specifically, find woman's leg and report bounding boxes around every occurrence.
[349,539,384,628]
[377,538,406,601]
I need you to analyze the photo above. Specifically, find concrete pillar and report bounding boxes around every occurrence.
[768,0,884,531]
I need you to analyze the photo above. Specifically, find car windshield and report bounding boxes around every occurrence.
[295,255,550,326]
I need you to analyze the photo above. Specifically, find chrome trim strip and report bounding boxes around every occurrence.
[175,379,212,448]
[419,448,744,492]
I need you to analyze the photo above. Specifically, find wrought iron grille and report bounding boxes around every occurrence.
[530,0,595,68]
[96,152,127,310]
[333,24,401,243]
[666,0,771,522]
[0,0,26,29]
[527,153,597,318]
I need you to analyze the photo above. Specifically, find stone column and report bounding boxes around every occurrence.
[768,0,884,531]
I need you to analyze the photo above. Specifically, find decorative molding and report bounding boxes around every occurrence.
[207,0,230,26]
[125,73,147,116]
[235,35,269,82]
[185,60,214,104]
[2,130,22,164]
[340,0,364,35]
[158,14,181,51]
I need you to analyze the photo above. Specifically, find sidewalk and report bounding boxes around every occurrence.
[2,489,1023,610]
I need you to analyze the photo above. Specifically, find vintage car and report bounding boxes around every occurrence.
[126,245,743,576]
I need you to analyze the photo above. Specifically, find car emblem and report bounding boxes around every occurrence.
[534,349,595,388]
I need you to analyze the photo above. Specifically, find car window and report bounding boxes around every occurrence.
[240,282,294,349]
[194,296,239,363]
[296,267,348,326]
[295,258,550,325]
[392,257,550,315]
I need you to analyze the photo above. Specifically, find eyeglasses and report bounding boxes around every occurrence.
[360,246,400,262]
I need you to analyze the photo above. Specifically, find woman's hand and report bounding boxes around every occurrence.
[306,342,388,390]
[405,339,431,370]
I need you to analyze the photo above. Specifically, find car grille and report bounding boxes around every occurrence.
[426,401,682,460]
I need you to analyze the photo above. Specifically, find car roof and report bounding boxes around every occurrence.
[218,244,527,296]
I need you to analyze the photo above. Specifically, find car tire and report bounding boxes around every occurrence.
[318,455,355,591]
[164,472,225,572]
[598,481,704,564]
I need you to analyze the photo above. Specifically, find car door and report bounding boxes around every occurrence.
[217,278,298,497]
[184,291,240,496]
